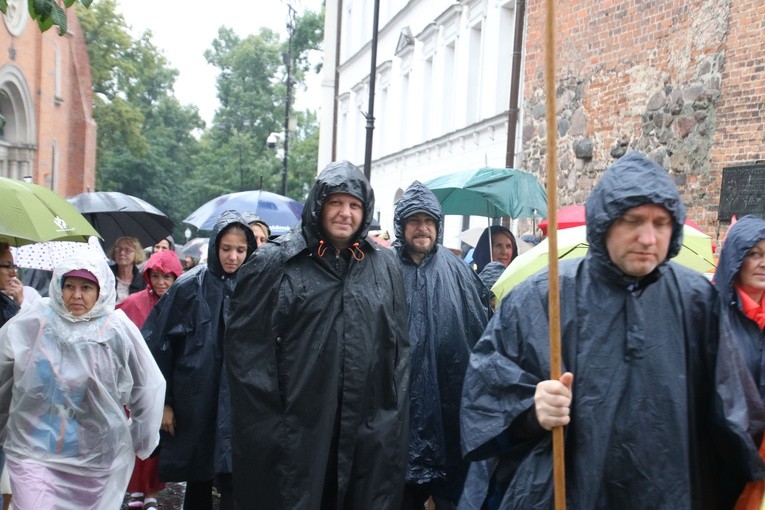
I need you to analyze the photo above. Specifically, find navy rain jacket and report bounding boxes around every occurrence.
[226,161,410,509]
[393,181,489,496]
[142,210,256,481]
[460,152,765,509]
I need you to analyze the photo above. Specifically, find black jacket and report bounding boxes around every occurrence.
[111,263,146,295]
[226,161,410,509]
[715,215,765,401]
[0,293,19,328]
[460,152,765,509]
[142,210,255,481]
[392,180,489,495]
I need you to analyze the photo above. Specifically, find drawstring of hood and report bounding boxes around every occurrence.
[349,243,365,262]
[318,240,329,257]
[316,239,366,262]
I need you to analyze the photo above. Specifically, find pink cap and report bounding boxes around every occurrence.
[62,269,99,286]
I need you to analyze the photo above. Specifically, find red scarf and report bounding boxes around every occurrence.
[736,286,765,330]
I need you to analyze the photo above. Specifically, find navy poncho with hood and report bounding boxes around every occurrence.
[460,152,765,509]
[393,181,489,497]
[142,210,256,481]
[715,215,765,401]
[226,161,410,509]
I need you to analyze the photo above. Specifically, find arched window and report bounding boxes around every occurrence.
[0,64,37,179]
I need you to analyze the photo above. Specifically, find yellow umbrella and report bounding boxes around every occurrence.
[492,224,715,303]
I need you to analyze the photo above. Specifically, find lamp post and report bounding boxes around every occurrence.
[281,3,297,197]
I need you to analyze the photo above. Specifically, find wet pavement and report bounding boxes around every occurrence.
[120,482,220,509]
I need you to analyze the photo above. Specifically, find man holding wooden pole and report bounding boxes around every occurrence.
[460,151,765,509]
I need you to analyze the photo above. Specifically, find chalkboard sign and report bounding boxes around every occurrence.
[718,164,765,221]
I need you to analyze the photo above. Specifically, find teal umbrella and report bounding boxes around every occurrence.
[423,167,547,218]
[0,177,100,246]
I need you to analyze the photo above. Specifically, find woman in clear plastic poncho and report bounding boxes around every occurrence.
[0,255,165,509]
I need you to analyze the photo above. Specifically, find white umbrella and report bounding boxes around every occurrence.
[456,227,485,247]
[11,236,107,271]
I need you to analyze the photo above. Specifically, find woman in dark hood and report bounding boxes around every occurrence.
[472,225,518,274]
[715,215,765,401]
[142,210,256,510]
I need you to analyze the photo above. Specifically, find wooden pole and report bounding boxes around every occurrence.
[544,0,565,508]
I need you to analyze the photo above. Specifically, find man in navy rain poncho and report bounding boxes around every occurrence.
[393,181,489,509]
[460,151,765,509]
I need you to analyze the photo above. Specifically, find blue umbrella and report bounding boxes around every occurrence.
[183,190,303,235]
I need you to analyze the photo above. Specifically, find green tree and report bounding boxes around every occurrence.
[78,0,204,241]
[195,7,325,205]
[0,0,91,35]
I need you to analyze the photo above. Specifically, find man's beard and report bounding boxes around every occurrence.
[405,236,435,255]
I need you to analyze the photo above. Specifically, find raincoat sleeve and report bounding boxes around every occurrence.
[0,299,44,440]
[115,309,166,460]
[461,276,551,461]
[0,319,17,441]
[141,272,199,408]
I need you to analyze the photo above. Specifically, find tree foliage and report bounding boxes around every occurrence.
[0,0,91,35]
[78,0,203,241]
[36,0,324,240]
[192,7,325,207]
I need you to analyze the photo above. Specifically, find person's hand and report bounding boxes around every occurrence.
[161,405,176,436]
[3,277,23,305]
[534,372,574,431]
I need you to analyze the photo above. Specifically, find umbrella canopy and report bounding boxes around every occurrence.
[457,227,486,247]
[538,204,586,235]
[182,190,303,235]
[67,191,175,251]
[0,177,100,246]
[423,167,547,218]
[492,224,716,302]
[11,237,108,271]
[181,237,209,260]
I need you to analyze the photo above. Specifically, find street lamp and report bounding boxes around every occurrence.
[267,133,278,150]
[281,3,297,197]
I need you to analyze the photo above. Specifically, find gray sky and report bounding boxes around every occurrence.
[117,0,323,125]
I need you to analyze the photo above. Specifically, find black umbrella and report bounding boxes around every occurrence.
[67,191,174,250]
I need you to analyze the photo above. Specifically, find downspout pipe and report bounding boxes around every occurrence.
[505,0,526,168]
[332,0,343,162]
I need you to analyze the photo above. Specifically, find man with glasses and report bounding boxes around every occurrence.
[392,181,490,509]
[0,242,22,328]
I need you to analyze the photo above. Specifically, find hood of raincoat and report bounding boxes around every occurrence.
[585,151,685,277]
[715,215,765,307]
[301,161,374,249]
[478,261,506,290]
[49,254,116,322]
[142,250,184,290]
[393,180,444,247]
[206,209,256,278]
[472,226,518,274]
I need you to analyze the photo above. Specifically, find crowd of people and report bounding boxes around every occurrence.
[0,151,763,510]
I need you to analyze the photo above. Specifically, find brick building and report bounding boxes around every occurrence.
[0,0,96,196]
[320,0,763,243]
[521,0,764,235]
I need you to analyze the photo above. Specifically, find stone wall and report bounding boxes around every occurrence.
[521,0,763,237]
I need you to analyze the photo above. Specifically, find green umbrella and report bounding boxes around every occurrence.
[492,224,716,303]
[0,177,101,246]
[423,167,548,218]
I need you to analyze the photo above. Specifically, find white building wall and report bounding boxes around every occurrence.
[320,0,526,248]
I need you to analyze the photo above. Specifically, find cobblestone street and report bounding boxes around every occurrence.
[120,483,220,510]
